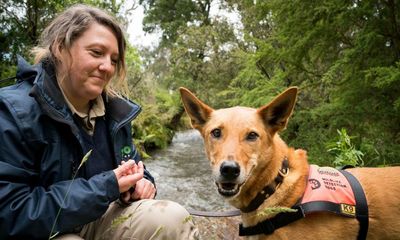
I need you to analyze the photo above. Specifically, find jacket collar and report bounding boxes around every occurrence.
[17,56,141,126]
[16,55,40,83]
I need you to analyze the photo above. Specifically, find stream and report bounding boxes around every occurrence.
[145,129,233,211]
[144,130,242,239]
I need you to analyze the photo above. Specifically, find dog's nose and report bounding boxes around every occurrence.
[220,161,240,180]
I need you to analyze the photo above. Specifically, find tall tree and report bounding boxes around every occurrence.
[140,0,211,46]
[139,0,241,106]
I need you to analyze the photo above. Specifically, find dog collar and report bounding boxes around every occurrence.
[241,157,289,213]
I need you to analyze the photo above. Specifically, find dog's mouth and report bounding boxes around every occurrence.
[216,182,242,197]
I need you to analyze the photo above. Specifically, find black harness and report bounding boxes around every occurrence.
[239,165,369,239]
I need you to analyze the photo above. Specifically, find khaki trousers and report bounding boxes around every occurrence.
[55,199,198,240]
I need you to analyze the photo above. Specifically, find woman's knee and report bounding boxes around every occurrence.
[127,199,198,239]
[85,199,199,240]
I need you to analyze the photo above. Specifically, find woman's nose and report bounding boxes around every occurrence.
[99,58,115,73]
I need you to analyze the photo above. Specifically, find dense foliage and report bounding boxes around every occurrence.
[223,0,400,166]
[140,0,399,166]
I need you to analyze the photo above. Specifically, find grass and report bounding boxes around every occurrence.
[49,150,92,239]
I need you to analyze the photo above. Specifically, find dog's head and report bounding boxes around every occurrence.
[179,87,298,202]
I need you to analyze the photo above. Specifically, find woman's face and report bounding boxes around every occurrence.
[60,22,119,107]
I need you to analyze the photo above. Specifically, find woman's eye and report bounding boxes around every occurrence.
[111,58,118,65]
[210,128,222,139]
[91,49,102,56]
[246,131,259,141]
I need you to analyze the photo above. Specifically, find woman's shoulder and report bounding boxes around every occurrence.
[0,56,43,114]
[0,80,38,107]
[0,81,43,129]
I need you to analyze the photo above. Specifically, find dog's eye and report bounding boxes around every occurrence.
[211,128,222,138]
[246,131,259,141]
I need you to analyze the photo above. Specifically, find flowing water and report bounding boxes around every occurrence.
[145,129,233,211]
[145,130,243,239]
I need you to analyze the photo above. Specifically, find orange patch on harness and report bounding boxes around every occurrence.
[301,165,356,216]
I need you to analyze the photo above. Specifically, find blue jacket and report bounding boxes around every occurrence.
[0,57,154,239]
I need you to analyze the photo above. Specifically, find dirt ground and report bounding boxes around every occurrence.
[193,215,244,240]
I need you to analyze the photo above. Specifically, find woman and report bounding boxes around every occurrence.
[0,4,197,240]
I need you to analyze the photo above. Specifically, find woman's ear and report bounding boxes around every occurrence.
[52,42,64,61]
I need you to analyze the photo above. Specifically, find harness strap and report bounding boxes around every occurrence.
[239,205,305,236]
[301,201,352,216]
[340,170,369,240]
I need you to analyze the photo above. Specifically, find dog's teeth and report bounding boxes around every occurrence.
[216,182,240,197]
[221,183,236,190]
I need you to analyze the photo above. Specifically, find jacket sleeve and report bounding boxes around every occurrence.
[0,100,120,239]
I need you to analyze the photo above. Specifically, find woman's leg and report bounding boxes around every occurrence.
[81,199,199,240]
[53,233,84,240]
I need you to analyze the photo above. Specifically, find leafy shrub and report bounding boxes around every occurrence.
[326,128,364,167]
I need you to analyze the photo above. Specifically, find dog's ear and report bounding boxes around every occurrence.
[179,87,214,130]
[257,87,298,133]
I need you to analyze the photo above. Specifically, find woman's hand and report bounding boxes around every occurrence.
[113,160,143,193]
[130,178,156,200]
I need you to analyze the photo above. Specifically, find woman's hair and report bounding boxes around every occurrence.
[32,4,128,97]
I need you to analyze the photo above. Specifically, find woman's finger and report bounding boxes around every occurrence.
[120,191,130,203]
[114,160,136,178]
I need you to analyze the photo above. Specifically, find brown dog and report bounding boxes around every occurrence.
[180,87,400,239]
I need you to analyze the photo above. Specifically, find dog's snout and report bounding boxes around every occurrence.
[220,161,240,180]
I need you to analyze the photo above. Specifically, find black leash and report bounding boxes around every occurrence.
[188,209,241,217]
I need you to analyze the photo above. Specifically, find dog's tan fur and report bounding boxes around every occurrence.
[180,87,400,240]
